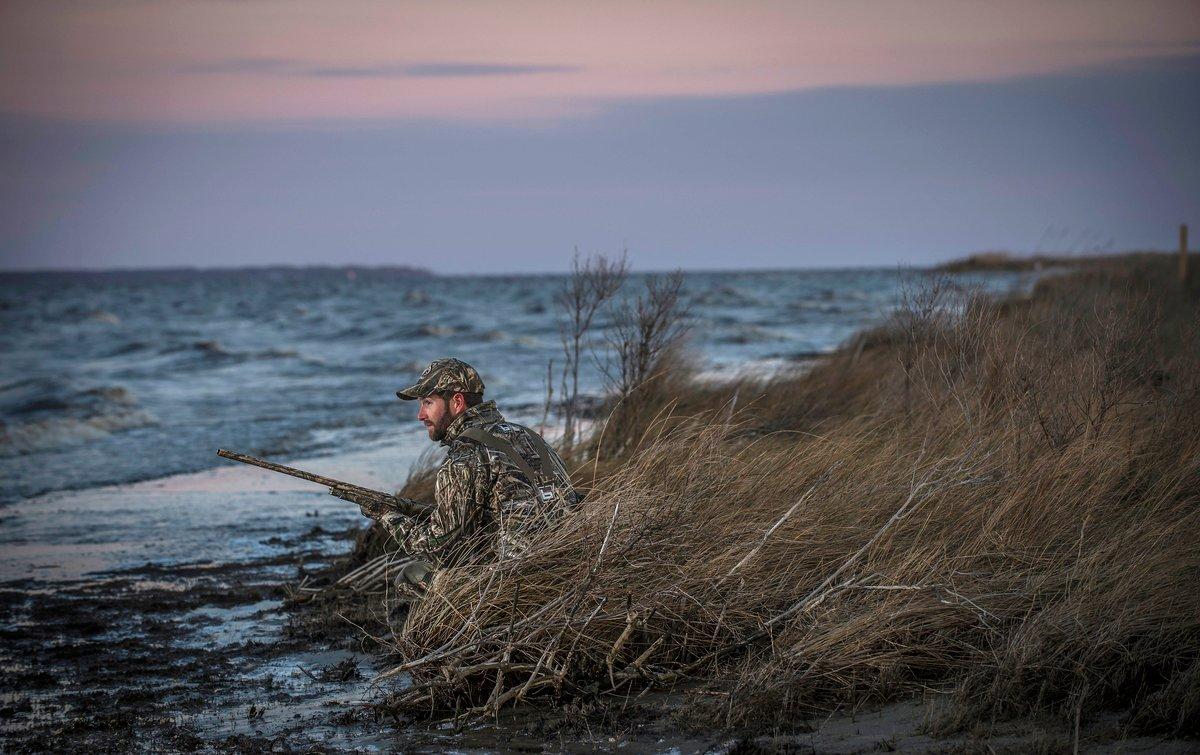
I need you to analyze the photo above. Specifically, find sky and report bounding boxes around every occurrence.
[1,0,1198,272]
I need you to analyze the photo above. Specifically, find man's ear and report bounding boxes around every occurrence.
[450,392,467,415]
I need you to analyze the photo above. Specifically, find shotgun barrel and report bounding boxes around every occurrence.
[216,448,431,518]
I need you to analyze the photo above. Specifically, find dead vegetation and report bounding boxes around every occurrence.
[556,250,628,454]
[349,255,1198,737]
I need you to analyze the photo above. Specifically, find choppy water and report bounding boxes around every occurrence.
[0,266,1030,504]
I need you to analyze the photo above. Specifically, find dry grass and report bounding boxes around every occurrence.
[370,255,1199,735]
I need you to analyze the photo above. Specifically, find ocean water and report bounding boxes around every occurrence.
[0,267,1030,504]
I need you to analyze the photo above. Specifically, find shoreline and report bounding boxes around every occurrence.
[1,264,1036,507]
[0,442,414,749]
[1,355,804,509]
[0,439,422,585]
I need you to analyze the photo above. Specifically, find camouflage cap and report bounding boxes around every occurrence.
[396,358,486,400]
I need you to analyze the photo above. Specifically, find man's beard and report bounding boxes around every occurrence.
[428,416,451,441]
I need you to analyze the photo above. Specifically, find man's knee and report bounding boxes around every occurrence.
[396,558,434,597]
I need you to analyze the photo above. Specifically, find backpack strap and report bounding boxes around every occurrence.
[459,427,547,486]
[519,428,560,476]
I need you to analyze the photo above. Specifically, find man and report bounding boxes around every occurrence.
[358,358,577,597]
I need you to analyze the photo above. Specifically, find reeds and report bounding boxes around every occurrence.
[372,255,1200,734]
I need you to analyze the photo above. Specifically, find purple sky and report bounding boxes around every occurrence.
[1,1,1197,272]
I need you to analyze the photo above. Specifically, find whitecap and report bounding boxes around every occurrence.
[85,310,121,325]
[416,324,455,337]
[693,358,808,384]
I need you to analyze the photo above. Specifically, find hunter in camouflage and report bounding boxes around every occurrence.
[359,358,577,597]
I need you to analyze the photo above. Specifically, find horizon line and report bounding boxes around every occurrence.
[0,249,1162,278]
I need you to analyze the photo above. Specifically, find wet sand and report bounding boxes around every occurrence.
[0,445,404,750]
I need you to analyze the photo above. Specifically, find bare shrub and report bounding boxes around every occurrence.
[603,270,690,401]
[590,271,691,462]
[556,250,628,453]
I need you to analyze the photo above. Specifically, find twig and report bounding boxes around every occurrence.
[718,466,836,585]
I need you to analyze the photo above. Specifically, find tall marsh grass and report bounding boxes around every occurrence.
[379,256,1200,734]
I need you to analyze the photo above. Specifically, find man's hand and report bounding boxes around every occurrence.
[327,485,426,533]
[357,499,396,521]
[329,485,392,519]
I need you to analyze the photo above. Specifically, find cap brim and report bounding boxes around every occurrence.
[396,386,423,400]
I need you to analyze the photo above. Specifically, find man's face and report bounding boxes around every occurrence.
[417,394,453,441]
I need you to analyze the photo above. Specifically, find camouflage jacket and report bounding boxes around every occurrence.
[383,401,576,566]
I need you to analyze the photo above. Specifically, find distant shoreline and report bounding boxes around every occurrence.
[0,264,434,280]
[933,249,1187,272]
[0,250,1173,279]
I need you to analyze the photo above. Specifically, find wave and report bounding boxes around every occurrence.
[193,339,229,356]
[335,359,425,376]
[717,325,783,345]
[107,340,153,357]
[84,309,121,325]
[415,323,456,338]
[786,299,867,316]
[393,360,426,375]
[332,325,372,339]
[160,340,304,364]
[693,358,809,383]
[0,377,132,416]
[0,410,158,456]
[0,383,156,457]
[394,323,461,339]
[693,285,756,307]
[259,347,299,359]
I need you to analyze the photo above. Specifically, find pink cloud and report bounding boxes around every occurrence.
[1,0,1197,123]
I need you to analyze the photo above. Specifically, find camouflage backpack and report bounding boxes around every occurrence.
[458,422,578,511]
